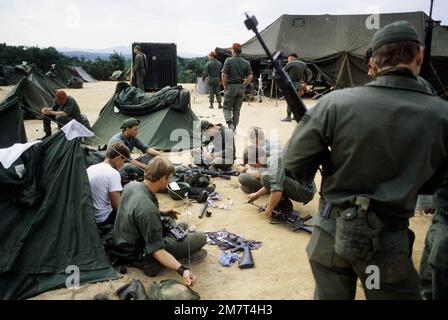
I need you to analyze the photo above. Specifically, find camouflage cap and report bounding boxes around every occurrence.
[371,21,421,52]
[120,118,141,129]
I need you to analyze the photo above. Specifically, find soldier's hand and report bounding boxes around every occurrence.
[264,207,273,218]
[183,270,197,286]
[247,193,260,203]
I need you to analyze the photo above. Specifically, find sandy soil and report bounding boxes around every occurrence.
[0,82,432,300]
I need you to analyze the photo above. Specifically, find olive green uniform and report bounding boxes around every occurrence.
[222,55,252,129]
[193,125,235,171]
[133,52,147,91]
[283,68,448,300]
[419,182,448,300]
[111,182,206,276]
[284,59,306,119]
[204,59,222,106]
[43,96,82,135]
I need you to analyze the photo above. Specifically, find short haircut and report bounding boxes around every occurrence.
[243,144,267,165]
[144,156,175,182]
[289,53,298,58]
[247,126,265,143]
[135,45,141,51]
[233,47,242,55]
[372,41,420,69]
[365,47,373,65]
[107,142,130,160]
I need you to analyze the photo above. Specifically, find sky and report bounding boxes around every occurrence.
[0,0,446,55]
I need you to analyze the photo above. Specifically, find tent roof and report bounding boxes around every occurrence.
[0,97,27,148]
[222,12,448,60]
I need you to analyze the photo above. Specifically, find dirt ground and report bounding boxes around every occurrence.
[0,82,432,300]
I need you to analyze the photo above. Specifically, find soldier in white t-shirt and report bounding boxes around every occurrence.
[87,142,130,227]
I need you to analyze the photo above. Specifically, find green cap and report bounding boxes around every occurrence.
[371,21,421,52]
[120,118,141,129]
[200,120,213,132]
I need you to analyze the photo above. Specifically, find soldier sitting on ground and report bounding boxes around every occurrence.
[111,157,207,285]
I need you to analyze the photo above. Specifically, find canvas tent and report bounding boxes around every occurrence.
[0,131,118,300]
[90,83,200,151]
[1,76,55,120]
[217,12,448,94]
[0,97,27,148]
[70,66,96,83]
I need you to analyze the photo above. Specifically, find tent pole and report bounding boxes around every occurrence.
[345,55,354,87]
[334,53,347,89]
[270,79,274,100]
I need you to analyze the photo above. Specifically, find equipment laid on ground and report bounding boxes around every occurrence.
[231,237,255,269]
[248,202,314,233]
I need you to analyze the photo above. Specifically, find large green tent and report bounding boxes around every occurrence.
[0,97,27,148]
[217,11,448,95]
[0,132,118,300]
[90,83,200,151]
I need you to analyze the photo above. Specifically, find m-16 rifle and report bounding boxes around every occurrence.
[231,237,255,269]
[248,202,314,233]
[244,13,307,122]
[190,167,238,180]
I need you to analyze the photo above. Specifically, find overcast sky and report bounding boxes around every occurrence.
[0,0,446,54]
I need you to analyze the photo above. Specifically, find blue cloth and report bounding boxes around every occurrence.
[219,251,240,267]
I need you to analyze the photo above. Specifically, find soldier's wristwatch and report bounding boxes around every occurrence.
[177,265,189,276]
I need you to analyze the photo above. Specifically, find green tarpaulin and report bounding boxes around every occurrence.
[89,83,200,151]
[0,97,27,148]
[0,132,118,300]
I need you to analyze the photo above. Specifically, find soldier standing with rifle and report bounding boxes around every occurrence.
[281,53,307,122]
[221,43,253,131]
[283,21,448,299]
[203,51,223,109]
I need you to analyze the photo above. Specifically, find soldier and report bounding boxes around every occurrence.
[281,53,307,122]
[221,43,253,131]
[419,182,448,300]
[40,90,85,139]
[283,21,448,300]
[111,157,207,284]
[203,51,223,109]
[133,45,147,91]
[192,120,235,171]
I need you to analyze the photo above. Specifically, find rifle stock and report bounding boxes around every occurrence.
[231,237,255,269]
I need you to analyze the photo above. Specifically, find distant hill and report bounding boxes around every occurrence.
[57,46,202,59]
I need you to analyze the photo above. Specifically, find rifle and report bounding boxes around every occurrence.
[199,197,211,219]
[244,13,307,122]
[190,168,237,180]
[231,237,255,269]
[248,202,314,233]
